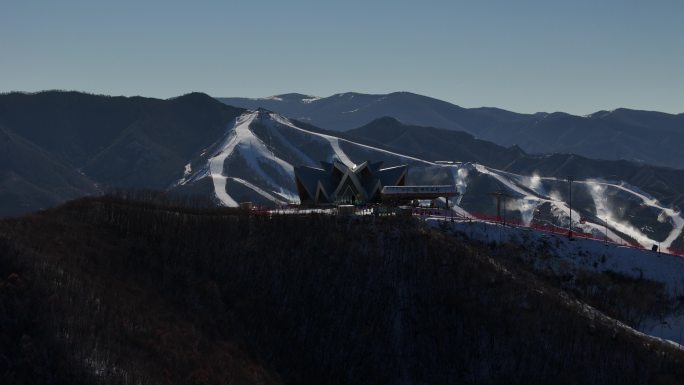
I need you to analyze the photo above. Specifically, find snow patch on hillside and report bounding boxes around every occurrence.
[302,96,322,103]
[260,95,283,101]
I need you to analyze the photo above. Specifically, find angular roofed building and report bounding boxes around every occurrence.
[295,160,407,205]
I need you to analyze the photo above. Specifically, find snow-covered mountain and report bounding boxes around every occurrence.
[174,110,684,253]
[1,90,683,252]
[174,109,431,206]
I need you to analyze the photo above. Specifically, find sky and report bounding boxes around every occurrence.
[1,0,682,115]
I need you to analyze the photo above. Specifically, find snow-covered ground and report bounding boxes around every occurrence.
[426,217,684,345]
[471,165,684,253]
[429,218,684,295]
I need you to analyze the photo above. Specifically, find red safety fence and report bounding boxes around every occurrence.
[416,209,679,256]
[465,211,649,250]
[253,205,684,258]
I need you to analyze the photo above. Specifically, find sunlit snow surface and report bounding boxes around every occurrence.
[473,164,684,253]
[184,110,684,252]
[206,111,298,206]
[207,113,256,207]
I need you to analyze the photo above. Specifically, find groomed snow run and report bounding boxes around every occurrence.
[473,165,684,251]
[579,179,684,252]
[207,114,257,207]
[208,111,298,207]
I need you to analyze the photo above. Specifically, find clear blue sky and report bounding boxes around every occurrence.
[1,0,682,114]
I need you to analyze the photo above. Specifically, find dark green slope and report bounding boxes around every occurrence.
[83,93,244,189]
[0,125,97,217]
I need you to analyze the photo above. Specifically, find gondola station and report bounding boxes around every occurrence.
[294,160,458,209]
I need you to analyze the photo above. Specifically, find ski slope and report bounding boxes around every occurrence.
[206,111,297,207]
[207,113,255,207]
[473,164,684,252]
[580,179,684,250]
[270,113,356,167]
[190,110,684,252]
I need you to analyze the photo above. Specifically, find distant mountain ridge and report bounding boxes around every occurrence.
[218,92,684,169]
[0,91,244,215]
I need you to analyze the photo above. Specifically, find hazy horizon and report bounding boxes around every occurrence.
[2,0,682,115]
[3,88,682,116]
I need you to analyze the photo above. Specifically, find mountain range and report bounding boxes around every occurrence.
[219,92,684,169]
[3,90,683,383]
[3,90,684,251]
[0,91,243,216]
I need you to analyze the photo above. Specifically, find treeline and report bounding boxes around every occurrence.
[1,195,684,384]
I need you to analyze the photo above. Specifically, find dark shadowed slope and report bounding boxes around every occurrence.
[2,196,684,384]
[0,124,97,217]
[219,91,521,133]
[344,117,684,207]
[0,91,244,215]
[218,92,684,168]
[343,116,525,167]
[2,89,684,233]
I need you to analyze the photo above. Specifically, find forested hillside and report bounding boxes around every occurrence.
[0,91,244,216]
[2,196,684,384]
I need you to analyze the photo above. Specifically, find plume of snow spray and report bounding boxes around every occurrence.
[517,198,539,226]
[586,180,653,248]
[527,172,546,196]
[453,166,469,205]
